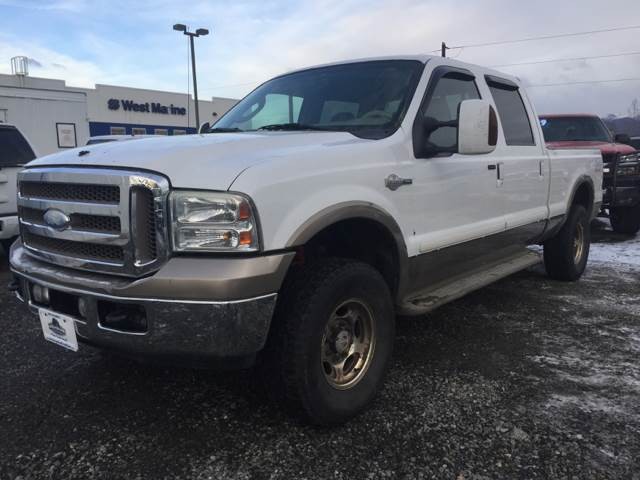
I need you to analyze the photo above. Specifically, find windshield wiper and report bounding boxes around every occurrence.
[209,127,244,133]
[257,123,334,131]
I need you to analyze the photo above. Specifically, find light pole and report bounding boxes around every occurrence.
[173,24,209,131]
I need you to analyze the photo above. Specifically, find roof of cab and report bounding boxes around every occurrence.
[279,54,521,86]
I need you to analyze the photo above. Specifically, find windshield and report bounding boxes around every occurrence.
[0,127,36,167]
[213,60,424,139]
[539,116,612,143]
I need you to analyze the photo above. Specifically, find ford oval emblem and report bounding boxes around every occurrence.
[43,209,71,231]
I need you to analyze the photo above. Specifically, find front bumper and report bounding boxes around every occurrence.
[603,185,640,208]
[10,242,294,363]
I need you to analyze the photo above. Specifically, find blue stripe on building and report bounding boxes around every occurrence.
[89,121,197,136]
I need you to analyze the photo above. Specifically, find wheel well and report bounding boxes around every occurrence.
[572,181,594,213]
[292,218,401,296]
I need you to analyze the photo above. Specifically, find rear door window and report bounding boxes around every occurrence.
[486,77,535,146]
[0,127,36,167]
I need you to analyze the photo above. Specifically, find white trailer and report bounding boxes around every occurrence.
[0,74,89,156]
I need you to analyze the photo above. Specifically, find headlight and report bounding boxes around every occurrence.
[170,191,259,252]
[616,153,640,176]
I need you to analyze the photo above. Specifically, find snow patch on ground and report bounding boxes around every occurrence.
[588,219,640,267]
[588,236,640,267]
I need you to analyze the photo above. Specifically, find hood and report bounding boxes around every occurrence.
[546,140,636,156]
[27,131,363,190]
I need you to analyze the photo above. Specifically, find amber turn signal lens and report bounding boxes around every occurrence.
[239,231,253,245]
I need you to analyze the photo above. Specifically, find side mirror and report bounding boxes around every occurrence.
[614,133,631,145]
[458,99,498,155]
[198,122,211,134]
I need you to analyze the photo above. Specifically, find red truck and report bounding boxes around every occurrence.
[539,114,640,234]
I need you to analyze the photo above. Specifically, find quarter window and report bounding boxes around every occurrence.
[487,80,535,146]
[422,74,481,150]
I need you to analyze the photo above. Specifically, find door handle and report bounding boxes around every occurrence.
[487,164,497,171]
[385,174,413,191]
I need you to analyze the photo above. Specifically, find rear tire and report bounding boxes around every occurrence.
[610,205,640,235]
[260,258,395,425]
[543,205,590,281]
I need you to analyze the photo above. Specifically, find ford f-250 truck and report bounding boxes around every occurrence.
[9,56,602,424]
[539,114,640,234]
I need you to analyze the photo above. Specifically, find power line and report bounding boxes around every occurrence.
[527,77,640,88]
[491,51,640,68]
[435,24,640,52]
[203,31,640,93]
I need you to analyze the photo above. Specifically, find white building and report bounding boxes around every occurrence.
[0,65,237,156]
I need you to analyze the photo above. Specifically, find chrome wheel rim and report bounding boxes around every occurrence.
[574,222,585,264]
[321,299,376,390]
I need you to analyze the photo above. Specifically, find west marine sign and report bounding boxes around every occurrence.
[107,98,187,116]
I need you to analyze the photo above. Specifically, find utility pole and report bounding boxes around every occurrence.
[441,42,448,58]
[173,24,210,131]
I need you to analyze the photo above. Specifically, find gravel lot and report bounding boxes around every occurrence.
[1,221,638,479]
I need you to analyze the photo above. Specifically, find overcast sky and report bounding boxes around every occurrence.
[0,0,639,117]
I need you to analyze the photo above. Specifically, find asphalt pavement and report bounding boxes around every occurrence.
[1,223,638,479]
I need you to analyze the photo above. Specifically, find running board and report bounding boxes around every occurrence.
[397,249,542,315]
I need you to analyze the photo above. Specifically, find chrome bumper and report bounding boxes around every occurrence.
[10,242,294,361]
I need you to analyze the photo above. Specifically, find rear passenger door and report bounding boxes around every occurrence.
[483,76,548,243]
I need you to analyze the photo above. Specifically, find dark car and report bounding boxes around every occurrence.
[539,114,640,235]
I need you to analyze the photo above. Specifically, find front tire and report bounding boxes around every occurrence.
[543,205,590,281]
[610,205,640,235]
[261,258,395,425]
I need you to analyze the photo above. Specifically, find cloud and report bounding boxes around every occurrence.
[0,0,87,12]
[27,57,43,68]
[0,35,105,87]
[0,0,638,116]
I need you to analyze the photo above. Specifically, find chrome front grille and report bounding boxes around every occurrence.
[20,181,120,203]
[19,207,122,234]
[17,167,170,277]
[22,231,125,262]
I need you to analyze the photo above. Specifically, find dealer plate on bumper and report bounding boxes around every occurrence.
[38,309,79,352]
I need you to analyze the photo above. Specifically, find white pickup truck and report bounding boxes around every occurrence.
[10,55,602,424]
[1,124,37,252]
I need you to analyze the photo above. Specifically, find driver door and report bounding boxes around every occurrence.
[390,65,506,290]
